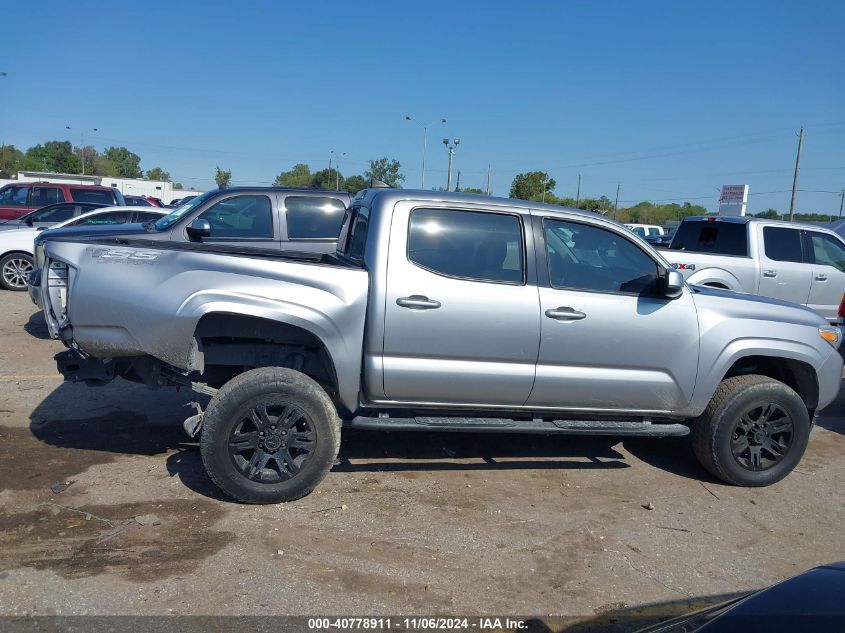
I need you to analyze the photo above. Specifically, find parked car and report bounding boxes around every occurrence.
[169,195,197,207]
[124,196,155,207]
[0,183,125,221]
[38,189,842,503]
[644,228,675,247]
[632,561,845,632]
[665,215,845,322]
[0,201,108,232]
[33,187,353,256]
[626,223,665,238]
[0,206,166,291]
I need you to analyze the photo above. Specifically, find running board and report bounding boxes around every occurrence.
[345,416,689,437]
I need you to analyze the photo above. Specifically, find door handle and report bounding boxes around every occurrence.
[545,306,587,321]
[815,273,828,281]
[763,270,777,278]
[396,295,441,310]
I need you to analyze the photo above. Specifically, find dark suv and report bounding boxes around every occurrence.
[0,183,125,221]
[33,187,353,254]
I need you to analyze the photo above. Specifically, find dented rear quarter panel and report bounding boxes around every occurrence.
[43,240,369,411]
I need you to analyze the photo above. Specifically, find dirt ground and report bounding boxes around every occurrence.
[1,290,843,627]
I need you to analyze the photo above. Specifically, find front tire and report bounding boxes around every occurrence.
[0,252,34,291]
[691,374,810,486]
[200,367,340,504]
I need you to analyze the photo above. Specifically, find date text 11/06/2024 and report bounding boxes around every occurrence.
[307,618,528,630]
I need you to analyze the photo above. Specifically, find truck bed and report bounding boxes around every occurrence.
[41,236,370,407]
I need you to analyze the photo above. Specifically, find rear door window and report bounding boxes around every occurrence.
[70,189,116,204]
[763,227,804,263]
[29,186,63,207]
[133,211,164,223]
[197,195,274,238]
[30,204,77,223]
[285,196,347,239]
[408,208,524,284]
[669,220,748,256]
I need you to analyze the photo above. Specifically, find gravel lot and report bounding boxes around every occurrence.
[1,290,843,627]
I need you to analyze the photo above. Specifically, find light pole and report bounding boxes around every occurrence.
[330,150,346,190]
[443,137,460,191]
[406,116,446,189]
[66,125,98,175]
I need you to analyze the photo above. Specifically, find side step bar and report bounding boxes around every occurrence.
[345,416,689,437]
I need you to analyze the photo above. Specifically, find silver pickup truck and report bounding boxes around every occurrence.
[663,216,845,321]
[38,190,843,503]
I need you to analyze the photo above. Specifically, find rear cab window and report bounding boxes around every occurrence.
[668,219,748,256]
[70,188,116,204]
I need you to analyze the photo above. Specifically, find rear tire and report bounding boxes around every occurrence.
[0,252,34,291]
[691,374,810,486]
[200,367,340,504]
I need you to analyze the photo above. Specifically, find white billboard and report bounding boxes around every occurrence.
[718,184,749,216]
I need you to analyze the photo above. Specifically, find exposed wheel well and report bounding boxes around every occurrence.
[193,313,338,395]
[723,355,818,412]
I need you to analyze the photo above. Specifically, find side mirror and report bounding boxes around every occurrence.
[186,218,211,241]
[663,269,684,299]
[24,217,34,226]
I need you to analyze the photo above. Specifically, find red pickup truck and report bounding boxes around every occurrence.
[0,182,125,220]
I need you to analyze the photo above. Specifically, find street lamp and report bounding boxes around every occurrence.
[66,126,99,175]
[443,137,460,191]
[406,116,446,189]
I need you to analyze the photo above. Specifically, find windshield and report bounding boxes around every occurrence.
[154,191,215,230]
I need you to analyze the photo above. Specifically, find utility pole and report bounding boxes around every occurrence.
[789,126,804,222]
[486,164,491,196]
[839,188,845,219]
[576,174,581,206]
[614,183,621,213]
[455,170,461,192]
[542,174,548,203]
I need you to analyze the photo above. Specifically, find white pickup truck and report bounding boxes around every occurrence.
[663,216,845,322]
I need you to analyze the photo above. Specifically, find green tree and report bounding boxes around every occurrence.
[458,187,487,195]
[146,167,171,181]
[509,171,556,201]
[342,174,368,194]
[103,146,142,178]
[0,145,23,175]
[365,157,405,187]
[274,163,313,188]
[755,208,780,219]
[214,166,232,189]
[312,167,342,190]
[173,182,184,190]
[20,141,81,173]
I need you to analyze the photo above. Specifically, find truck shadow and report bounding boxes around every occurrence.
[25,380,721,502]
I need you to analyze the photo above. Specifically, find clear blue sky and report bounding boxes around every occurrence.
[3,0,844,213]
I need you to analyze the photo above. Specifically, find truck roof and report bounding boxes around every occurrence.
[358,188,616,223]
[206,186,350,196]
[682,215,834,232]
